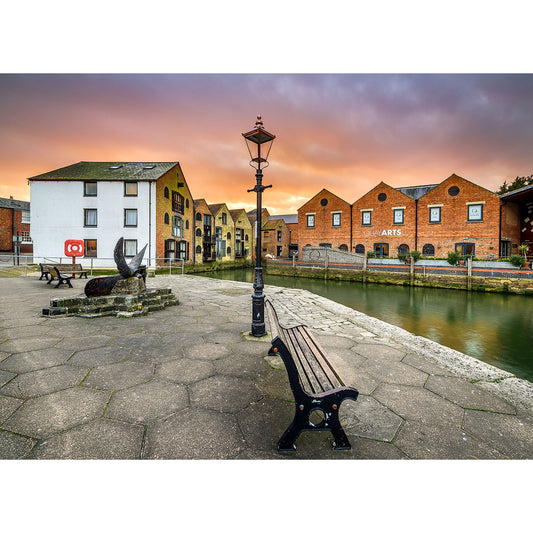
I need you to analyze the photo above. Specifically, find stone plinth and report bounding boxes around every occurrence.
[42,288,178,318]
[110,277,146,295]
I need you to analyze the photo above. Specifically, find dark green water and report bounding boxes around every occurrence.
[195,269,533,382]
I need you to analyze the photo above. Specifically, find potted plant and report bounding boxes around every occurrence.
[510,254,526,268]
[518,244,530,268]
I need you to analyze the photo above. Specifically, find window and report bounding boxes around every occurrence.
[196,228,202,237]
[374,243,389,257]
[173,216,183,237]
[319,243,332,248]
[320,198,328,206]
[393,209,404,224]
[124,239,137,257]
[84,209,97,227]
[178,241,188,261]
[164,213,170,225]
[196,212,202,221]
[84,239,97,257]
[227,247,231,255]
[422,244,435,256]
[456,242,475,257]
[468,204,483,221]
[84,182,97,196]
[204,214,211,226]
[196,245,202,254]
[186,220,189,230]
[172,192,184,213]
[227,232,231,240]
[307,214,315,227]
[124,209,138,227]
[164,187,169,199]
[378,193,387,201]
[21,231,31,242]
[448,186,460,197]
[186,198,189,209]
[277,230,282,242]
[124,181,138,196]
[21,211,30,224]
[429,206,441,223]
[339,244,348,251]
[355,244,365,254]
[332,212,341,227]
[362,211,372,226]
[222,212,227,225]
[398,244,410,254]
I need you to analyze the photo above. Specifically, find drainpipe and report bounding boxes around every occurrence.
[498,202,503,259]
[414,199,418,251]
[192,205,196,265]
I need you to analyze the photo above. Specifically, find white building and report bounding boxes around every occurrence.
[29,161,193,267]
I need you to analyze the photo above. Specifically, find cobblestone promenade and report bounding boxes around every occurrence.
[1,273,532,459]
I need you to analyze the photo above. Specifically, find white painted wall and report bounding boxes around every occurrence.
[30,180,157,267]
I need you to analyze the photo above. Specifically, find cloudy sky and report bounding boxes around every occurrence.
[2,73,533,214]
[1,2,532,216]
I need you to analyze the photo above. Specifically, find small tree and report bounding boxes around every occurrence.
[446,251,461,266]
[510,254,526,268]
[410,250,421,263]
[518,244,528,261]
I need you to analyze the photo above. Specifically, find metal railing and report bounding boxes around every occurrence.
[0,254,185,277]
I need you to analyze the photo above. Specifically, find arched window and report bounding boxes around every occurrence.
[195,245,202,254]
[186,198,189,209]
[245,234,249,241]
[398,244,410,254]
[185,220,189,230]
[195,228,202,237]
[355,244,365,254]
[422,243,435,256]
[339,244,348,251]
[227,247,231,255]
[164,187,169,199]
[196,212,202,221]
[227,232,231,240]
[164,213,170,224]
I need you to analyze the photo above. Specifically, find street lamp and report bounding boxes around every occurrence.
[243,115,276,337]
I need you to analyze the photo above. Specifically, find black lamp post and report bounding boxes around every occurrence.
[243,115,276,337]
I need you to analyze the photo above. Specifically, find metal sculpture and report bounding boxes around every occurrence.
[84,237,148,297]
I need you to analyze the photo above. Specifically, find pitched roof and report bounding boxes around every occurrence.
[262,218,288,230]
[229,208,246,221]
[208,203,226,216]
[395,184,438,200]
[0,197,30,211]
[268,214,298,224]
[28,161,179,181]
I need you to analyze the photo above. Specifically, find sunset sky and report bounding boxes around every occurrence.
[2,73,533,215]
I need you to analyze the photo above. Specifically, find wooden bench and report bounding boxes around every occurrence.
[265,299,359,451]
[50,267,75,288]
[44,263,88,283]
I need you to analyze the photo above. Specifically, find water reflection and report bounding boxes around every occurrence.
[195,269,533,382]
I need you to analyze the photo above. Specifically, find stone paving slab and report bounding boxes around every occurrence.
[0,274,532,460]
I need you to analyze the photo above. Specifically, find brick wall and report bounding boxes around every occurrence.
[263,219,290,257]
[155,165,194,264]
[297,189,352,253]
[417,174,504,258]
[0,206,30,252]
[352,182,417,257]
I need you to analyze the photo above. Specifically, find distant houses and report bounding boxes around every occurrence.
[8,162,529,266]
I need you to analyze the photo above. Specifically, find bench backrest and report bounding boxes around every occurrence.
[265,298,344,394]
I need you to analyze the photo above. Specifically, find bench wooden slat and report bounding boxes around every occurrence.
[289,326,332,393]
[285,327,322,394]
[296,326,344,389]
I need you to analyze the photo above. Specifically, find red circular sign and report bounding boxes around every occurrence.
[64,240,85,257]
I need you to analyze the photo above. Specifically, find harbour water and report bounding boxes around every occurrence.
[195,269,533,383]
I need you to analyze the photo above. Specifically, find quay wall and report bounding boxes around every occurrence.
[265,260,533,295]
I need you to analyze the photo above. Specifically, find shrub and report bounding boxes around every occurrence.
[397,252,408,263]
[510,254,526,268]
[446,251,461,266]
[366,251,376,258]
[410,250,421,263]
